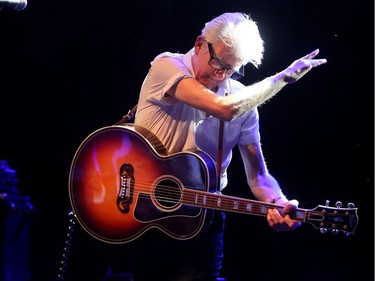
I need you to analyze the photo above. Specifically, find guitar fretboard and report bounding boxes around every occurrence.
[182,188,307,221]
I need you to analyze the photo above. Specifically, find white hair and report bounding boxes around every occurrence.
[201,12,264,68]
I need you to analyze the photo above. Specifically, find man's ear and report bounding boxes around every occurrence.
[194,35,206,52]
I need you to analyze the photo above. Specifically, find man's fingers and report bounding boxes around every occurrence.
[311,58,327,67]
[302,48,320,59]
[300,49,327,66]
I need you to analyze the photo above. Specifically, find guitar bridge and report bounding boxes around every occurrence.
[117,163,134,213]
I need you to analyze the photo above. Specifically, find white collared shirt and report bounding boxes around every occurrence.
[134,48,260,190]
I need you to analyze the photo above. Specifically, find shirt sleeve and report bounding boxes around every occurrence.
[147,56,193,105]
[226,80,261,145]
[238,108,260,145]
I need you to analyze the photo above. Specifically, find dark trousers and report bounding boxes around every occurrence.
[126,210,226,281]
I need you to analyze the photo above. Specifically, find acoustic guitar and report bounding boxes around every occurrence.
[68,124,358,244]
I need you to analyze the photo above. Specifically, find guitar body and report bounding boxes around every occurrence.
[69,124,218,244]
[70,124,359,243]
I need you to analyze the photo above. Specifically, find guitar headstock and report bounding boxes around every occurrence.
[305,200,358,236]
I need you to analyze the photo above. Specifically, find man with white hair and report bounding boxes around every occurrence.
[133,12,327,281]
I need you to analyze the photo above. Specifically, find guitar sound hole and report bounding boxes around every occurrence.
[154,178,182,209]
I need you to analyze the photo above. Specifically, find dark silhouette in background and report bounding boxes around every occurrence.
[0,1,373,280]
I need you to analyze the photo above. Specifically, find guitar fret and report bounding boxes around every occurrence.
[260,205,268,214]
[246,203,252,212]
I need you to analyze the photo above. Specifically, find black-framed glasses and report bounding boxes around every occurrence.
[207,42,245,80]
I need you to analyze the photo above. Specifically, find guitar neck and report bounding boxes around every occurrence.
[181,188,359,236]
[182,188,305,221]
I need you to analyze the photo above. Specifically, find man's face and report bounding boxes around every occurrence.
[193,39,243,90]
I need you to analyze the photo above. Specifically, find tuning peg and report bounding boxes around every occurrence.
[344,232,352,237]
[320,228,328,234]
[332,229,339,235]
[325,200,330,207]
[335,201,342,208]
[347,202,355,208]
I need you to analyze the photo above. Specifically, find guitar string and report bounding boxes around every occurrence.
[133,181,355,230]
[121,187,351,231]
[116,179,339,222]
[118,179,271,214]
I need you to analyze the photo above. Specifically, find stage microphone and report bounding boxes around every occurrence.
[0,0,27,11]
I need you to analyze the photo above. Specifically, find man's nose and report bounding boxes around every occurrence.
[213,69,227,80]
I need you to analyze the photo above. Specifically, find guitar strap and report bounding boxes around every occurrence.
[115,104,138,125]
